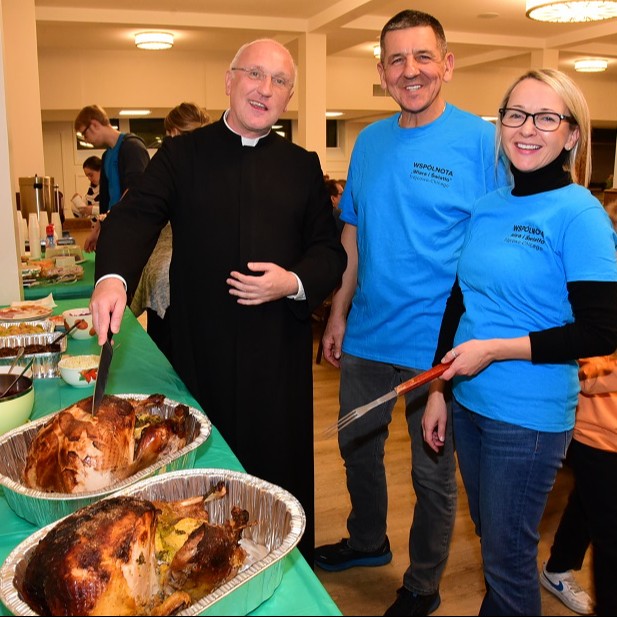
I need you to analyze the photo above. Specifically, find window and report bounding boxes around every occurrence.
[272,119,292,140]
[129,118,166,149]
[326,120,338,148]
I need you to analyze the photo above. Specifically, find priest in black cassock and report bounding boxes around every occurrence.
[90,39,347,563]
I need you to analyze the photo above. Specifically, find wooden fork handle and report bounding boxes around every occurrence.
[394,361,453,397]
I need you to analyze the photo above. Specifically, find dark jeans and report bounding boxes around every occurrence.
[338,353,457,595]
[546,439,617,616]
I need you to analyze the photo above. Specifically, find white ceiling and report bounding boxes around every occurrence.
[34,0,617,121]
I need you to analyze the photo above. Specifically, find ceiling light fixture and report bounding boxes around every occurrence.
[574,58,609,72]
[326,111,343,118]
[135,31,174,50]
[526,1,617,22]
[373,44,381,59]
[119,109,152,116]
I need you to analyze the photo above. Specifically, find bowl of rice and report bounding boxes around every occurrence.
[58,355,99,388]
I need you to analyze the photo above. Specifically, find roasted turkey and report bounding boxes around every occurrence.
[23,394,190,493]
[18,484,251,616]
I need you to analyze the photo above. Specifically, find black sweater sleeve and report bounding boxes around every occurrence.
[432,277,465,366]
[529,281,617,363]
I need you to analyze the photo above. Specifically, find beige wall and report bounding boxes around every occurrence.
[37,47,617,184]
[2,8,617,301]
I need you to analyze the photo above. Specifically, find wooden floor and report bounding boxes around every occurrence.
[135,313,592,615]
[311,324,592,617]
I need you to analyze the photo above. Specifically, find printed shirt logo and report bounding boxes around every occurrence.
[505,223,546,252]
[410,161,453,188]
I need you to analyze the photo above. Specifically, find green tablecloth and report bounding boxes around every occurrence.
[0,298,341,617]
[23,252,95,301]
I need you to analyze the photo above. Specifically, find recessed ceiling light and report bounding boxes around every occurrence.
[574,58,608,72]
[326,111,343,118]
[119,109,152,116]
[135,32,174,50]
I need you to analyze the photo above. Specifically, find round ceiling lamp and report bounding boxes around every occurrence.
[574,58,609,72]
[526,1,617,22]
[135,32,174,50]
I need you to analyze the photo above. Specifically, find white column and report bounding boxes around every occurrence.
[297,33,327,167]
[0,1,23,303]
[0,0,45,302]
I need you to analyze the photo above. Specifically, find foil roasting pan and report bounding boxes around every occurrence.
[0,394,211,526]
[0,468,306,616]
[0,329,67,379]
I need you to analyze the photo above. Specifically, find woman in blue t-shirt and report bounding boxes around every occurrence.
[422,69,617,615]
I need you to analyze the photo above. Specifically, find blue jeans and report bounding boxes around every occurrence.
[453,398,572,616]
[338,354,457,595]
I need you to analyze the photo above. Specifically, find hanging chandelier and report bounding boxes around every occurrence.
[526,1,617,22]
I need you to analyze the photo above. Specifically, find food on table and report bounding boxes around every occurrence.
[23,394,190,493]
[49,314,65,328]
[0,343,61,357]
[0,303,52,321]
[18,485,250,616]
[0,323,46,336]
[58,354,99,370]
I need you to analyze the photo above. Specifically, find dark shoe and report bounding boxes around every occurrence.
[384,588,441,616]
[314,537,392,572]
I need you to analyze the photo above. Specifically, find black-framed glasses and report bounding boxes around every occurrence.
[499,108,575,132]
[80,123,93,138]
[231,67,292,90]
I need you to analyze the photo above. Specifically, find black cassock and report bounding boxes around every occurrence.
[96,119,347,561]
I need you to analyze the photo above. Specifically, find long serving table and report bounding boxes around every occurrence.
[23,251,95,301]
[0,297,342,617]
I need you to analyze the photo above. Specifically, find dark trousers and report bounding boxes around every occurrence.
[546,439,617,616]
[146,306,172,363]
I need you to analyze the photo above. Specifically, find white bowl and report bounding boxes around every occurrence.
[0,368,34,435]
[58,354,99,388]
[62,308,95,340]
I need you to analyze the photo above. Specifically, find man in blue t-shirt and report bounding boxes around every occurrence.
[314,10,506,616]
[74,105,150,251]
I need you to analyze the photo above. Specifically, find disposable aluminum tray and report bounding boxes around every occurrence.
[0,468,305,616]
[0,320,55,336]
[0,331,67,378]
[0,394,211,527]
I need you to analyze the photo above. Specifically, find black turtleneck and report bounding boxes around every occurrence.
[510,148,572,196]
[433,150,617,366]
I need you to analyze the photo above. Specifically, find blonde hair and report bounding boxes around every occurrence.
[496,69,591,186]
[164,102,210,135]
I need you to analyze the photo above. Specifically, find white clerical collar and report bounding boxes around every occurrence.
[223,109,269,147]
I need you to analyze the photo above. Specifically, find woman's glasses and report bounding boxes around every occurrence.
[499,108,575,132]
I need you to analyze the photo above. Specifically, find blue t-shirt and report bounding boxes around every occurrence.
[341,105,506,369]
[453,183,617,432]
[103,133,126,209]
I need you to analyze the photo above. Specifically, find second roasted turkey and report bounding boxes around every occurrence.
[23,393,191,493]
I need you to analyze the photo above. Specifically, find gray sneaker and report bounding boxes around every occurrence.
[540,562,593,615]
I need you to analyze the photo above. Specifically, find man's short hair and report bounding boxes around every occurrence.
[74,105,110,131]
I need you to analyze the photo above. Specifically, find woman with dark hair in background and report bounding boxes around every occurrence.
[130,102,210,359]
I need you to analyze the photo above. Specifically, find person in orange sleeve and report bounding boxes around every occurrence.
[540,352,617,616]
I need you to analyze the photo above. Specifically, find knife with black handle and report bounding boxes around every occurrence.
[91,328,113,416]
